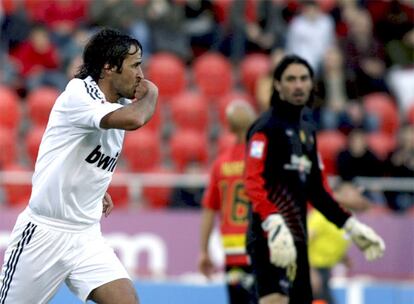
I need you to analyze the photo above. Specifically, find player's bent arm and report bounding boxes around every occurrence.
[200,208,216,255]
[198,208,216,277]
[100,80,158,130]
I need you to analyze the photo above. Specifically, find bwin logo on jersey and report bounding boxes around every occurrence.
[85,145,119,172]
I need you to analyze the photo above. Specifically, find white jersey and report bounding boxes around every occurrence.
[28,76,125,230]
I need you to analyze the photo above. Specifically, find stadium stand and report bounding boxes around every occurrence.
[0,128,17,167]
[146,52,187,101]
[169,130,208,172]
[24,126,45,168]
[193,52,233,99]
[316,130,347,175]
[0,85,21,132]
[26,86,59,127]
[363,93,400,136]
[170,91,209,133]
[123,129,161,172]
[240,53,271,96]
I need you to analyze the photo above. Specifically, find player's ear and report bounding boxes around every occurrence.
[103,63,116,74]
[274,80,281,92]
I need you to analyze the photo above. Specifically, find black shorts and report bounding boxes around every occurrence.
[246,211,313,304]
[225,265,258,304]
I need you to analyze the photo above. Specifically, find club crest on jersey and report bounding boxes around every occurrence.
[250,140,265,159]
[299,130,306,143]
[85,145,119,172]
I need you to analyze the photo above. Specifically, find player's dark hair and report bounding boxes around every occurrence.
[270,55,314,107]
[75,28,142,82]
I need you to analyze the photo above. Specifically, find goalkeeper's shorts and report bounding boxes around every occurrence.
[246,210,313,304]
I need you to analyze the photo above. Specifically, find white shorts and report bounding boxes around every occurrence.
[0,209,130,304]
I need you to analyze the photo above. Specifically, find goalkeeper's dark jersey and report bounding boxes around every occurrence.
[244,99,351,243]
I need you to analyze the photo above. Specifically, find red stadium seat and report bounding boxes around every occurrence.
[407,103,414,125]
[141,102,162,133]
[363,93,400,136]
[123,129,161,172]
[0,127,17,167]
[367,132,397,161]
[217,91,254,126]
[146,53,186,100]
[193,53,233,98]
[142,166,174,209]
[0,86,21,132]
[240,53,271,96]
[169,130,208,172]
[25,127,45,167]
[316,130,347,175]
[170,91,209,132]
[2,163,32,207]
[26,86,59,127]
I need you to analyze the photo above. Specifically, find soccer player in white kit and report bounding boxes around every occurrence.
[0,29,158,304]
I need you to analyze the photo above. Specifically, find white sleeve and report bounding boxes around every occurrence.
[63,79,123,130]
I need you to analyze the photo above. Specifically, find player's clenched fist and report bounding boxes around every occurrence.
[134,79,157,101]
[344,217,385,261]
[262,214,297,267]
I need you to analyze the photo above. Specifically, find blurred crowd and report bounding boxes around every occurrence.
[0,0,413,212]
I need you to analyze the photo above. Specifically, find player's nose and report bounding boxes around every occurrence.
[136,66,144,79]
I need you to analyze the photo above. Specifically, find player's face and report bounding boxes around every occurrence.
[113,45,143,99]
[275,63,313,106]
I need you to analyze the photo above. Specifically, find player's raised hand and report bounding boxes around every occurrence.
[262,214,297,268]
[102,192,114,217]
[134,79,158,102]
[344,217,385,261]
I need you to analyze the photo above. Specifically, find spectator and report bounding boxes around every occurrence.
[183,0,218,56]
[245,0,287,53]
[340,7,389,98]
[198,100,257,304]
[9,23,66,92]
[335,101,378,135]
[336,128,385,204]
[285,0,336,75]
[146,0,191,61]
[384,124,414,212]
[386,28,414,112]
[89,0,151,58]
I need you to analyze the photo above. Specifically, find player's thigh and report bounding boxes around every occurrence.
[259,293,289,304]
[0,216,72,304]
[66,230,133,302]
[88,278,139,304]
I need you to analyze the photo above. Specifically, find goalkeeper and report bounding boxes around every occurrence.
[244,55,385,304]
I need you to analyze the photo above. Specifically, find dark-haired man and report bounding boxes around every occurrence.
[244,55,385,304]
[0,28,157,304]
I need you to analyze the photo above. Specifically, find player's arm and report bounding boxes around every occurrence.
[198,161,221,278]
[199,208,216,278]
[100,79,158,130]
[245,131,296,268]
[309,137,385,261]
[308,140,351,226]
[102,192,114,217]
[244,132,278,220]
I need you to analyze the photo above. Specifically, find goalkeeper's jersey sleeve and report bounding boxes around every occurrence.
[245,102,350,243]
